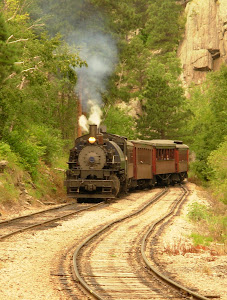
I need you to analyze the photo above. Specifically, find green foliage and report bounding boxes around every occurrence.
[136,58,190,139]
[0,13,8,41]
[144,0,184,52]
[188,201,227,244]
[0,178,20,205]
[207,215,227,243]
[3,124,65,177]
[0,0,86,184]
[0,12,17,84]
[208,138,227,204]
[90,0,148,36]
[188,65,227,181]
[187,202,209,222]
[117,36,150,97]
[0,141,19,165]
[0,143,23,208]
[4,130,44,178]
[34,0,102,37]
[190,233,213,246]
[28,125,64,165]
[31,0,187,144]
[103,106,137,139]
[1,0,86,147]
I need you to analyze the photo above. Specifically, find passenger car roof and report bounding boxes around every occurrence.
[130,139,189,149]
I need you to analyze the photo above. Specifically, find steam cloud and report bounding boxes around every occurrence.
[68,15,118,132]
[79,100,103,132]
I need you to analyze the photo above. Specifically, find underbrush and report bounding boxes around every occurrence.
[0,179,20,207]
[32,160,67,202]
[0,142,22,206]
[208,138,227,205]
[162,239,213,256]
[162,238,224,256]
[187,201,227,253]
[3,126,65,179]
[0,141,68,211]
[189,138,227,205]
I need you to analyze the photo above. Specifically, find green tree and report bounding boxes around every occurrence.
[144,0,184,52]
[0,12,17,85]
[103,106,137,139]
[119,36,150,97]
[1,0,85,134]
[0,0,86,176]
[208,138,227,204]
[90,0,148,37]
[137,58,189,139]
[189,65,227,180]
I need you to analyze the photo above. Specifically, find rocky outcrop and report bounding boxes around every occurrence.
[0,161,8,172]
[178,0,227,86]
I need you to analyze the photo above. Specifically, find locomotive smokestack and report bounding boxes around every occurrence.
[89,124,97,138]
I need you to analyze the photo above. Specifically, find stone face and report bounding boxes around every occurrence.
[178,0,227,86]
[192,49,213,71]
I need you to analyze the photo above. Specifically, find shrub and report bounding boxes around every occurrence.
[208,138,227,204]
[0,180,19,206]
[0,141,19,164]
[190,233,213,246]
[3,124,65,178]
[4,130,44,178]
[187,202,209,222]
[29,125,64,165]
[188,201,227,246]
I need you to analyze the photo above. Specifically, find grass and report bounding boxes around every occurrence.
[190,233,213,246]
[187,202,209,221]
[0,179,19,207]
[187,200,227,253]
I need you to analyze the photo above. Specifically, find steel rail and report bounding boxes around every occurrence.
[72,188,168,300]
[0,203,79,225]
[141,185,209,300]
[0,202,104,241]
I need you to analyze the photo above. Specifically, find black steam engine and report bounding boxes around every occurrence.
[64,125,132,199]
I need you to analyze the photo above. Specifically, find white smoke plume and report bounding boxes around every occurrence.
[79,115,89,132]
[79,100,103,133]
[88,100,103,126]
[32,1,117,130]
[67,13,118,129]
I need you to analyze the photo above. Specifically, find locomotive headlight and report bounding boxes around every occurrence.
[88,137,96,144]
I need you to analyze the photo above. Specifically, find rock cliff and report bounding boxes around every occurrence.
[178,0,227,86]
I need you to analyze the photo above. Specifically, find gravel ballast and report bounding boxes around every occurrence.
[0,183,226,299]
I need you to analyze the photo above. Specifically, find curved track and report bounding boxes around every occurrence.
[72,186,209,300]
[0,202,104,241]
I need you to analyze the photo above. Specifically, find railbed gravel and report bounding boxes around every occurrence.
[0,183,226,299]
[0,189,160,299]
[156,183,227,300]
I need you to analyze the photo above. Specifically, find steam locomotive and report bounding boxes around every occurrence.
[64,125,189,199]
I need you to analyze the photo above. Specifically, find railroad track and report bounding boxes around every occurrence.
[0,202,105,241]
[69,185,209,300]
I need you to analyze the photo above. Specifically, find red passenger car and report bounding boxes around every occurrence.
[130,140,188,187]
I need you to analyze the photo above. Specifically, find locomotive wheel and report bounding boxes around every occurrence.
[110,175,120,197]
